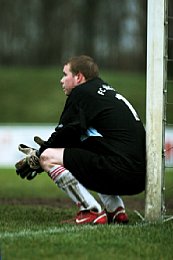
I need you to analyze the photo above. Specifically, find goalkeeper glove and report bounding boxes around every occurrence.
[15,157,43,180]
[34,136,45,146]
[18,144,40,170]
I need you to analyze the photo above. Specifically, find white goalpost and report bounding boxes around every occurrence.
[145,0,168,221]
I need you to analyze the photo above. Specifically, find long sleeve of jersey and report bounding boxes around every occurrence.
[38,92,88,154]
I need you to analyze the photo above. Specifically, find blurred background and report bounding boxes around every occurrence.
[0,0,148,70]
[0,0,173,166]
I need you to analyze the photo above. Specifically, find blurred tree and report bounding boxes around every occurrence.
[36,0,64,65]
[77,0,98,58]
[0,0,149,71]
[0,0,42,65]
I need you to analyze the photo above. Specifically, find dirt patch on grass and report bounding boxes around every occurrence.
[0,196,172,212]
[0,197,73,208]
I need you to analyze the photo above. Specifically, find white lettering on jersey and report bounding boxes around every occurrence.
[97,84,115,96]
[115,93,140,121]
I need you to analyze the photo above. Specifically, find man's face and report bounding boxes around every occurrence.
[60,64,78,96]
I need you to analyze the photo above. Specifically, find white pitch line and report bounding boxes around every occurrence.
[0,222,150,240]
[0,225,96,239]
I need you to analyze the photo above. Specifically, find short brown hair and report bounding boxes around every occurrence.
[65,55,99,80]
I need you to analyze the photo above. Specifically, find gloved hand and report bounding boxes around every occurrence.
[34,136,45,146]
[15,157,43,180]
[18,144,40,170]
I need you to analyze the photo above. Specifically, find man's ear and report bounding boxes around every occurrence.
[76,72,86,84]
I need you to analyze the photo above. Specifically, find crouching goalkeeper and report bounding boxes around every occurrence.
[15,55,146,225]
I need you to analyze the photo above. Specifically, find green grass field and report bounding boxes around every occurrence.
[0,67,147,123]
[0,168,173,260]
[1,66,173,124]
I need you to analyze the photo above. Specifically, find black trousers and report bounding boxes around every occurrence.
[63,146,145,196]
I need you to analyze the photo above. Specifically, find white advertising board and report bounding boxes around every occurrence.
[0,124,173,168]
[0,124,54,167]
[165,127,173,167]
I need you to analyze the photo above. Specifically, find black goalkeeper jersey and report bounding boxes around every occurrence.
[39,77,146,172]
